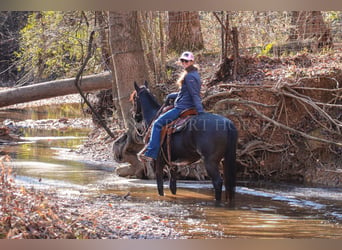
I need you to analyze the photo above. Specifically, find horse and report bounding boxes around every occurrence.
[132,81,238,205]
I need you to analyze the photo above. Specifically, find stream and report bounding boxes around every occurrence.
[1,103,342,239]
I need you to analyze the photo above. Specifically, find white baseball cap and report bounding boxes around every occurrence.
[179,51,194,61]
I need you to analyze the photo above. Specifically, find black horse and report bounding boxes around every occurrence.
[133,82,238,204]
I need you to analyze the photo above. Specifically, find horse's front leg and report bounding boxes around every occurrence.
[169,165,177,195]
[155,158,164,196]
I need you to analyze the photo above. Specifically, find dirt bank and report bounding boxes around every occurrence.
[202,53,342,187]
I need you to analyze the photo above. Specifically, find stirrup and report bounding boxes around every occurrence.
[138,154,154,162]
[137,146,153,162]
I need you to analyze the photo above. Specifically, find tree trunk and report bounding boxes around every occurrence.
[108,11,151,178]
[159,11,167,82]
[138,11,156,84]
[108,11,150,127]
[0,72,112,108]
[232,27,239,81]
[95,11,121,122]
[168,11,204,53]
[212,11,232,62]
[289,11,333,50]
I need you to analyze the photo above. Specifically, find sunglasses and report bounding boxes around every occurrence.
[180,59,189,63]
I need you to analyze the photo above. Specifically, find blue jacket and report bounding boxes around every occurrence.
[167,67,204,113]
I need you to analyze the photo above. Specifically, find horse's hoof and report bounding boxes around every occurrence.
[170,185,177,195]
[214,200,223,207]
[227,200,235,208]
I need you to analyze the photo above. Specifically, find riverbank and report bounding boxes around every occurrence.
[0,155,185,239]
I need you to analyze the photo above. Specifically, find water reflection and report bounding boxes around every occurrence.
[101,183,342,239]
[0,103,108,186]
[0,103,85,121]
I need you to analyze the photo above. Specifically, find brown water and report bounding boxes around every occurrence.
[98,178,342,239]
[1,104,342,239]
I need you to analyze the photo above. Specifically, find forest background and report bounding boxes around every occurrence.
[0,11,341,186]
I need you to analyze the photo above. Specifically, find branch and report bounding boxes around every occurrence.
[203,90,277,109]
[74,30,116,138]
[212,12,226,30]
[214,97,277,108]
[281,86,342,129]
[244,103,342,147]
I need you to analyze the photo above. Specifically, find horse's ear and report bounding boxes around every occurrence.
[144,81,149,89]
[134,82,140,92]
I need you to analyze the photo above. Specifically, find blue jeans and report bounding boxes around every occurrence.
[144,107,183,159]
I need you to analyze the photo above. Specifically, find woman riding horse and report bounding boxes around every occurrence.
[138,51,204,161]
[133,53,238,204]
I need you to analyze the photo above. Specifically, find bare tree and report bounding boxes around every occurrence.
[168,11,204,53]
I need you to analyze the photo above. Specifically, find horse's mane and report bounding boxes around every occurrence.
[130,86,160,107]
[129,90,137,103]
[138,86,160,109]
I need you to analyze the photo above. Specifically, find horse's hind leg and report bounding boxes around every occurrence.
[213,178,223,202]
[169,165,177,195]
[204,159,223,202]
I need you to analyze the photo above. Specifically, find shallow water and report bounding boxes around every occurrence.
[1,104,342,239]
[97,177,342,239]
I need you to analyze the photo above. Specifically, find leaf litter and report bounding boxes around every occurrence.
[0,155,190,239]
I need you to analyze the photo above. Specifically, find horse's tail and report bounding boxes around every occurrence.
[224,121,238,204]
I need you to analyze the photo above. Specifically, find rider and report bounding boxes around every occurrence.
[138,51,204,161]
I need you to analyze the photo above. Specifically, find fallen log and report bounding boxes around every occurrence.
[0,71,112,108]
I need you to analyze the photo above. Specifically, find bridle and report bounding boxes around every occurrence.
[129,89,147,138]
[130,86,166,141]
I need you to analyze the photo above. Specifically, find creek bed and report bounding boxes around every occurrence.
[1,103,342,239]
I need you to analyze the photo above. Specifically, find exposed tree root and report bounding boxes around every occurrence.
[202,75,341,185]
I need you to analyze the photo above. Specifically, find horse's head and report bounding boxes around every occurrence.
[130,81,149,123]
[132,81,160,126]
[130,85,142,123]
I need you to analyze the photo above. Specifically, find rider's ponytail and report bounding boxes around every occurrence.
[176,65,199,88]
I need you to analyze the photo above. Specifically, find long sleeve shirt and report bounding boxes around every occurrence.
[166,68,204,113]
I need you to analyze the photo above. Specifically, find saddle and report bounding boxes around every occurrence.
[161,108,197,165]
[143,107,198,165]
[160,108,198,144]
